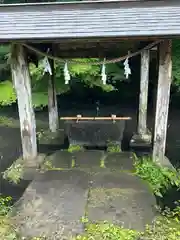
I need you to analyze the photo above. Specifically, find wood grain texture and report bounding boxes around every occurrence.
[48,59,59,132]
[138,49,150,136]
[11,44,37,160]
[153,40,172,163]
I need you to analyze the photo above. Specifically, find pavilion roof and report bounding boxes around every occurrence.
[0,0,180,42]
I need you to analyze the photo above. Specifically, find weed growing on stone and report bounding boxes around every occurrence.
[40,159,65,171]
[107,142,121,153]
[0,195,46,240]
[0,198,180,239]
[75,201,180,240]
[37,129,56,142]
[75,222,139,240]
[0,195,12,216]
[133,154,180,197]
[3,158,24,184]
[68,144,84,153]
[0,195,19,240]
[100,155,106,168]
[140,201,180,240]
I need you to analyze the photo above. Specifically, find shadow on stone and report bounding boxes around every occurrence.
[73,150,104,168]
[47,150,72,169]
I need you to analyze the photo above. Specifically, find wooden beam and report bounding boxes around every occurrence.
[11,44,37,160]
[48,59,59,132]
[138,49,150,136]
[153,40,172,163]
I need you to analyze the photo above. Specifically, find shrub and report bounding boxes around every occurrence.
[134,155,180,197]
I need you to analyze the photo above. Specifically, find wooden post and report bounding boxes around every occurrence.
[138,49,150,137]
[11,44,37,160]
[153,40,172,163]
[48,59,59,132]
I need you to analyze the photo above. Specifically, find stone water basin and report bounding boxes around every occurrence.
[64,119,127,147]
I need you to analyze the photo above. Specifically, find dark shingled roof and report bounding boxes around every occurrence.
[0,0,180,41]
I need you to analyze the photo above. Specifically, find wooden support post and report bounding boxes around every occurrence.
[11,44,37,160]
[153,40,172,163]
[48,59,59,132]
[138,49,150,137]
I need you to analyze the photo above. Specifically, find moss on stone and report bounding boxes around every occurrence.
[71,157,76,168]
[37,129,61,145]
[100,155,106,168]
[0,116,15,127]
[40,159,66,171]
[89,188,133,207]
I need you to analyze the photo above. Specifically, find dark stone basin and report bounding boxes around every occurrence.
[64,120,126,147]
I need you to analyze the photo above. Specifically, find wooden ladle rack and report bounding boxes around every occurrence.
[60,115,131,123]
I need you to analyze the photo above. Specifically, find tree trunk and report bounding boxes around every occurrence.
[153,40,172,163]
[48,59,59,132]
[11,44,37,160]
[138,49,150,136]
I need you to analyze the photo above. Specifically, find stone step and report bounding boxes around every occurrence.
[87,171,157,231]
[45,150,135,172]
[14,170,90,239]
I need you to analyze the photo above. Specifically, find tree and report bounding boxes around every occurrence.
[0,44,126,108]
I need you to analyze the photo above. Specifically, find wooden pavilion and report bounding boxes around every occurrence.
[0,0,178,165]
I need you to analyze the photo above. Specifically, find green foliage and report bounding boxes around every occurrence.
[134,155,180,197]
[107,142,121,153]
[69,59,100,76]
[106,63,125,83]
[0,50,126,108]
[75,222,138,240]
[32,92,48,109]
[3,158,24,184]
[140,202,180,240]
[0,195,18,240]
[0,216,19,240]
[1,40,180,107]
[75,202,180,240]
[172,40,180,90]
[0,196,12,216]
[68,144,84,153]
[30,61,70,108]
[0,81,16,106]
